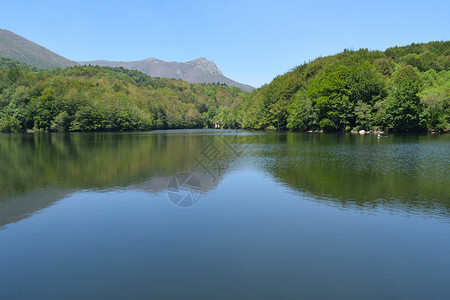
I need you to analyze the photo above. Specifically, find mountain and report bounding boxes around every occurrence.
[0,29,253,91]
[79,57,254,91]
[0,29,76,69]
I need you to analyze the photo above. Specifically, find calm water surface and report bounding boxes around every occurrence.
[0,130,449,299]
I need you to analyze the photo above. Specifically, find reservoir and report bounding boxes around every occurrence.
[0,130,449,299]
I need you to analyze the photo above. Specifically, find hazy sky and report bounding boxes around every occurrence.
[1,0,449,87]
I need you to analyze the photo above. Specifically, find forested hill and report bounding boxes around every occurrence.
[239,41,449,132]
[1,41,449,133]
[0,62,247,132]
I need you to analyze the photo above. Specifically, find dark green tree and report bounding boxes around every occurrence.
[32,88,58,130]
[287,92,318,131]
[307,62,385,131]
[383,65,426,132]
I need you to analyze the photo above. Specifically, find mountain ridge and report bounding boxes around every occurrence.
[0,29,254,91]
[0,29,76,69]
[79,57,254,91]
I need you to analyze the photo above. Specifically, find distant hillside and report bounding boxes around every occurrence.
[0,29,253,91]
[0,29,76,69]
[79,57,254,91]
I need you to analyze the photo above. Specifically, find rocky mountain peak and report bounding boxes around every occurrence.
[144,57,160,62]
[0,29,254,91]
[188,57,223,76]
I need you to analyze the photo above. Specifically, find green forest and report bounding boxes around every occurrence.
[0,60,246,132]
[239,41,449,133]
[0,41,449,133]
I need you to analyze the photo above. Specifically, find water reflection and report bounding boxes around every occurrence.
[0,131,449,228]
[263,133,450,216]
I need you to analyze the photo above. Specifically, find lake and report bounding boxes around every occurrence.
[0,130,449,299]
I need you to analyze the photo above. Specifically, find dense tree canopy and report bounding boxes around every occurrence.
[0,64,247,132]
[383,65,426,132]
[239,41,449,133]
[0,41,449,133]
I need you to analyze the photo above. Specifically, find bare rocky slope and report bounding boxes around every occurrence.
[0,29,254,91]
[79,57,254,91]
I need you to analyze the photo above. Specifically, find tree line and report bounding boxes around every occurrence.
[0,64,246,132]
[238,41,449,133]
[0,41,449,133]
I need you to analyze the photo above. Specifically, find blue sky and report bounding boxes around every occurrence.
[1,0,449,87]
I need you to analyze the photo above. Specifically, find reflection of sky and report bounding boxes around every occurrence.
[1,170,450,299]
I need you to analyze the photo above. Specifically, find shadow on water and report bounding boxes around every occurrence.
[0,130,449,227]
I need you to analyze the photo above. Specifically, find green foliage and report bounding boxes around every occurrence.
[6,67,21,83]
[287,92,317,131]
[419,70,450,132]
[383,66,426,132]
[306,61,386,131]
[373,57,394,76]
[32,87,58,130]
[0,65,247,132]
[354,101,372,130]
[51,111,71,132]
[239,41,449,133]
[0,115,21,132]
[318,118,337,132]
[0,56,40,71]
[0,41,448,134]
